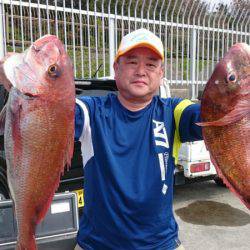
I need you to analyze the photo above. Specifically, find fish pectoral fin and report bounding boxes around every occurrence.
[198,100,249,127]
[0,104,6,135]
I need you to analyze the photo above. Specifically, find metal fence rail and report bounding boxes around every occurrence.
[0,0,249,99]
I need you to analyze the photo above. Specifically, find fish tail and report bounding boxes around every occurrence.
[16,216,37,250]
[16,235,37,250]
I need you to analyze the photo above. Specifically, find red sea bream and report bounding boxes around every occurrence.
[0,35,75,249]
[199,43,250,209]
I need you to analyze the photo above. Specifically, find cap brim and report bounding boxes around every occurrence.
[114,42,164,62]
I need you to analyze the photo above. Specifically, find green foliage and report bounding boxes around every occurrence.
[4,0,249,81]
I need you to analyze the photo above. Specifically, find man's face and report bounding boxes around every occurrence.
[114,47,164,103]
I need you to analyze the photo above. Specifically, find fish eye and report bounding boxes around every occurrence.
[227,74,236,82]
[48,64,59,77]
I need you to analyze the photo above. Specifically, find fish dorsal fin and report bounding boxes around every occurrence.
[0,104,6,135]
[198,98,249,127]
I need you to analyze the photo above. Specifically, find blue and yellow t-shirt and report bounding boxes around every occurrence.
[75,93,202,250]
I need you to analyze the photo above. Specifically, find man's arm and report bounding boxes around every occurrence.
[178,103,202,142]
[172,99,202,165]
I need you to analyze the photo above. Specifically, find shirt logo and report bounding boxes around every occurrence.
[153,120,169,195]
[153,120,169,149]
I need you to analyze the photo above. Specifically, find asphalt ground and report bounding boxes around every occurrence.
[173,181,250,250]
[2,180,249,250]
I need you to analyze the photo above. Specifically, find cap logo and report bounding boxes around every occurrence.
[131,34,148,42]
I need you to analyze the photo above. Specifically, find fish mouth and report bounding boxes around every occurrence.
[33,35,60,50]
[11,87,38,101]
[23,92,37,99]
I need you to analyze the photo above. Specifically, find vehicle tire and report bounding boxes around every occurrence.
[0,165,10,200]
[214,176,226,187]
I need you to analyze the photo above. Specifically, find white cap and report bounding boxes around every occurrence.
[115,28,164,62]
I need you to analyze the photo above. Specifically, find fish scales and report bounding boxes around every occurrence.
[203,118,250,197]
[6,92,73,245]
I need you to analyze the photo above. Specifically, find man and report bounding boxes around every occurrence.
[75,28,202,250]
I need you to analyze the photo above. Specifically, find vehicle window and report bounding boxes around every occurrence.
[77,89,117,97]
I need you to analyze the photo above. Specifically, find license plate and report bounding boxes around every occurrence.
[75,189,84,208]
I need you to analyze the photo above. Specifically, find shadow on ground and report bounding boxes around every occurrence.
[175,200,250,227]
